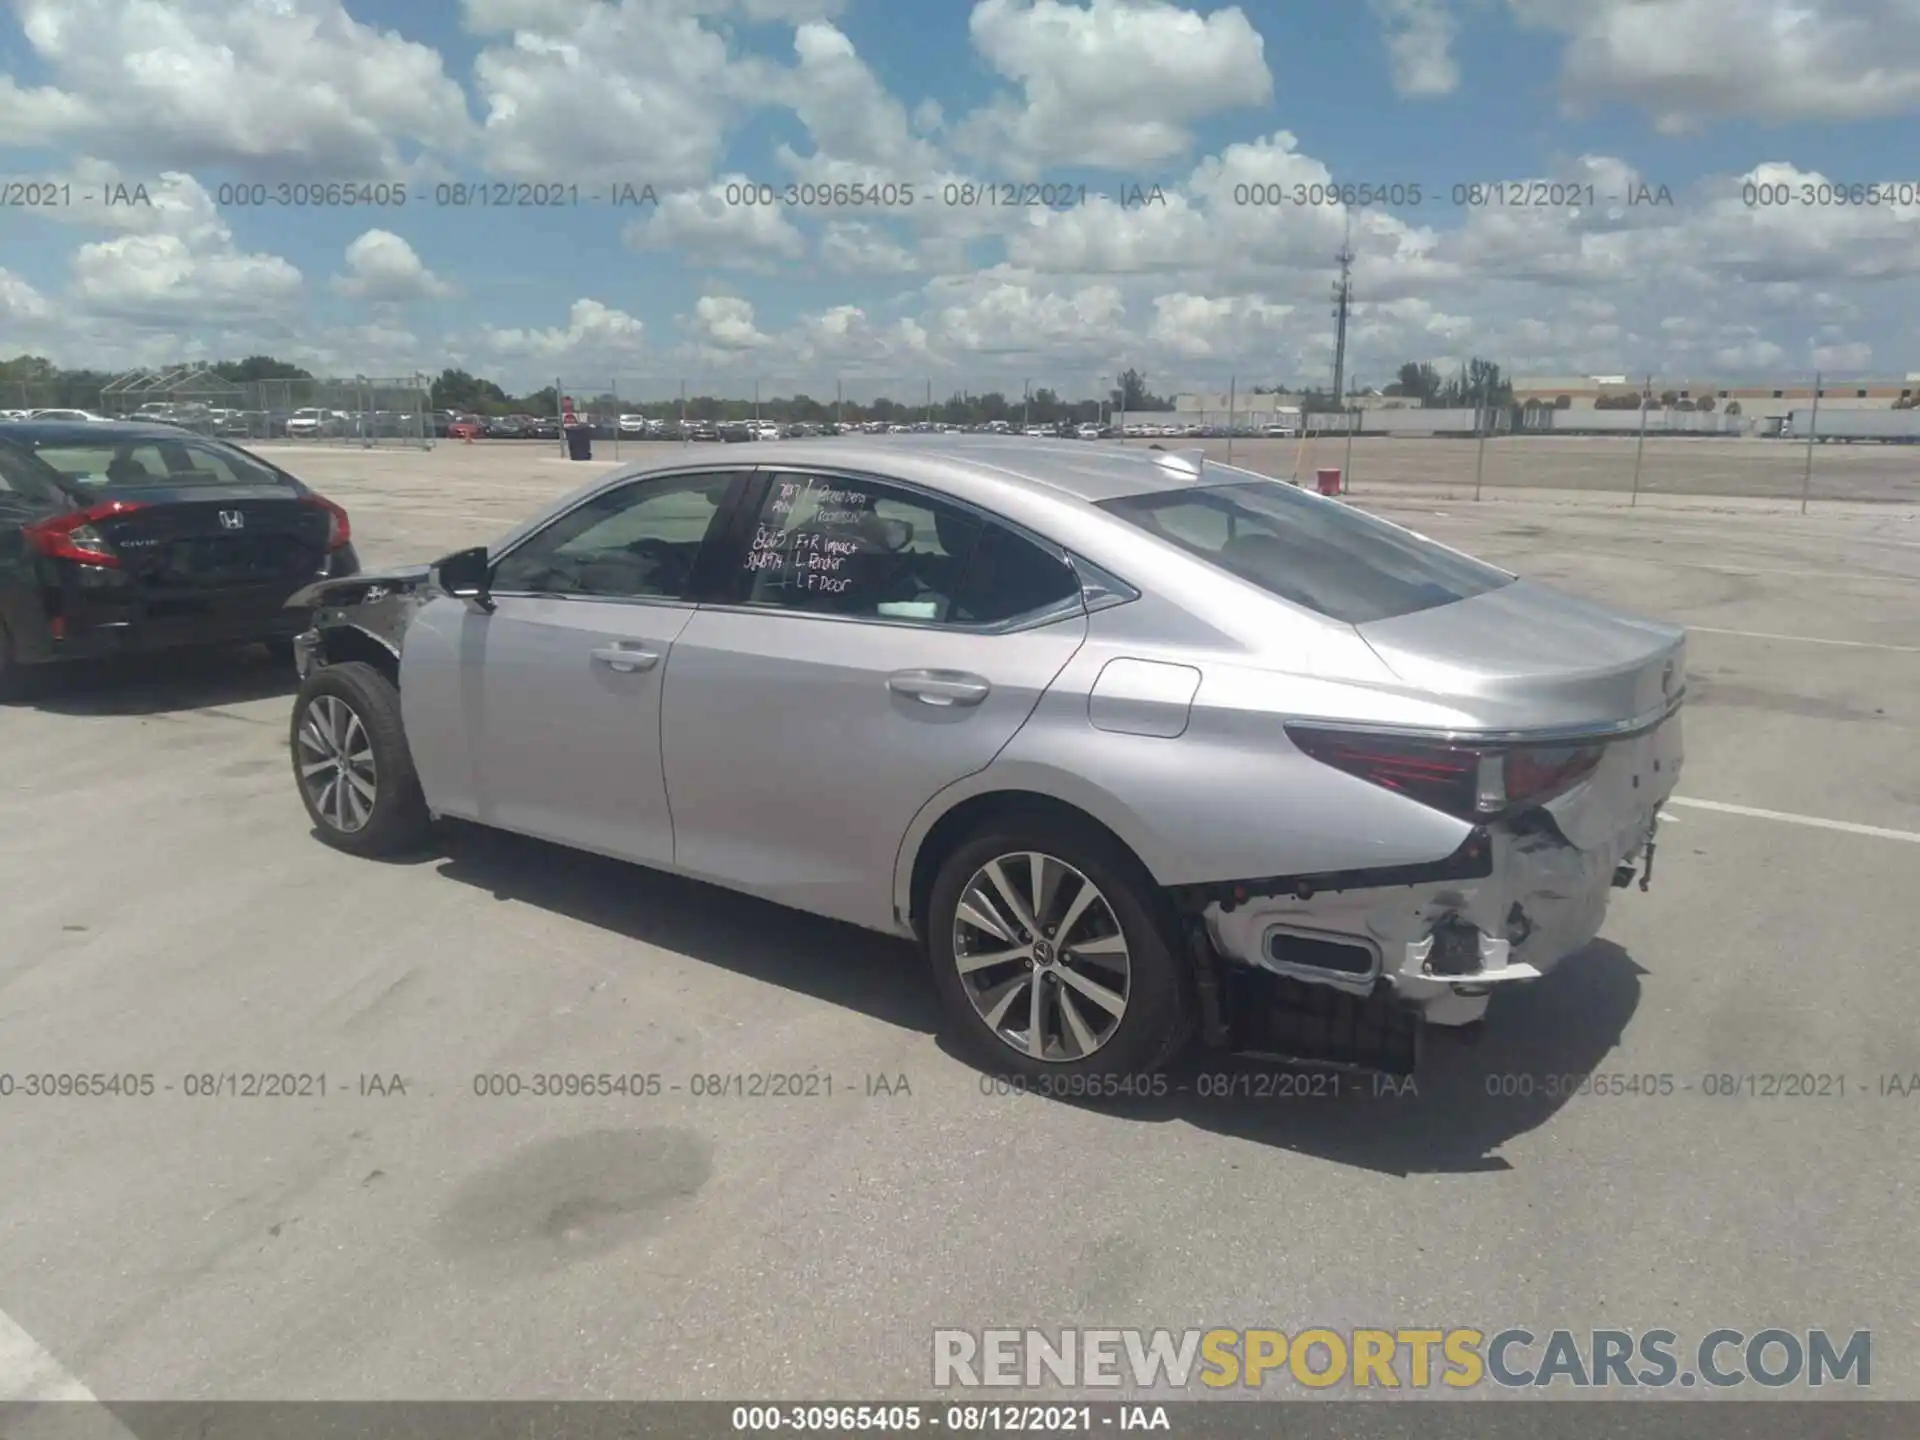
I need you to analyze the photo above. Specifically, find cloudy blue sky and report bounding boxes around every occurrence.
[2,0,1918,397]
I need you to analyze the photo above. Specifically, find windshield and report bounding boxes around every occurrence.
[25,436,289,490]
[1099,476,1515,625]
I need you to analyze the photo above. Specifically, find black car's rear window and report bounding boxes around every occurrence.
[1099,477,1514,625]
[26,437,284,489]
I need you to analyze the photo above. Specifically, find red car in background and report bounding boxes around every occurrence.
[446,416,484,440]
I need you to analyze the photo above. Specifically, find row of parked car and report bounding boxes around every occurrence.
[0,404,426,439]
[468,417,1149,444]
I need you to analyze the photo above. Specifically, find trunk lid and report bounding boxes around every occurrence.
[1356,579,1686,855]
[92,484,332,593]
[1355,579,1686,735]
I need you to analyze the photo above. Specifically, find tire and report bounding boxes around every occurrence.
[927,812,1192,1079]
[289,661,431,856]
[0,620,36,703]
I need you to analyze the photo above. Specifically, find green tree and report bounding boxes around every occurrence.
[429,367,511,414]
[213,355,312,383]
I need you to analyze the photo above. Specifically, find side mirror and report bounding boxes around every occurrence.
[436,545,493,610]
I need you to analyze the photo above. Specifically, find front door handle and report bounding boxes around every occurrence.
[591,644,661,673]
[888,669,991,707]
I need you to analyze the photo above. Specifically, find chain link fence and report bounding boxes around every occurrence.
[1,372,431,448]
[518,374,1920,505]
[6,370,1915,505]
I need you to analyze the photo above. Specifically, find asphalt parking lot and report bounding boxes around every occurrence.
[2,438,1917,1404]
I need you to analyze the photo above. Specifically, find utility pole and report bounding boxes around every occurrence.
[1330,217,1355,410]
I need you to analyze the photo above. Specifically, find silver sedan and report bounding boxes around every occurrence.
[284,436,1685,1078]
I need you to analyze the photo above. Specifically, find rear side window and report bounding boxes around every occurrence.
[734,471,1080,627]
[1099,479,1513,624]
[0,442,71,505]
[948,520,1082,625]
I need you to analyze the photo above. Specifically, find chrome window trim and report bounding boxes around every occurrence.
[1068,553,1140,614]
[690,597,1088,638]
[482,590,701,611]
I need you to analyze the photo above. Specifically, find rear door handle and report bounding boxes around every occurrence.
[888,669,991,707]
[591,644,661,673]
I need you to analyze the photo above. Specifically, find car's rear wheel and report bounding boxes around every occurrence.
[290,662,430,856]
[927,815,1191,1079]
[0,620,36,702]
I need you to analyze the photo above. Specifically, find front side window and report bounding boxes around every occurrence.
[1100,477,1514,625]
[490,472,738,600]
[733,471,1080,626]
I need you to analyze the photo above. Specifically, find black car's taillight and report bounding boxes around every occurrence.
[22,499,146,567]
[1286,725,1605,822]
[302,493,351,550]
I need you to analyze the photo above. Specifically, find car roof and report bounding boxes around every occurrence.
[633,434,1222,505]
[0,420,210,445]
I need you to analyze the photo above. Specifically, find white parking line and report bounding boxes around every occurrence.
[1666,796,1920,843]
[0,1306,133,1417]
[1687,625,1920,653]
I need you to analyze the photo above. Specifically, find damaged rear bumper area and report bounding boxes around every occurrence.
[1169,720,1681,1074]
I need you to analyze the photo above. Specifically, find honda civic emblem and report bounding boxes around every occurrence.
[218,510,245,530]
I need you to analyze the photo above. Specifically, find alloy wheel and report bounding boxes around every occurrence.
[296,694,378,833]
[951,851,1132,1062]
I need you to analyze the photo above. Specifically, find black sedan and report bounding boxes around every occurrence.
[0,422,360,696]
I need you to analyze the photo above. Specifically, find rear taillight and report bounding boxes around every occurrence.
[1287,729,1482,819]
[303,493,351,550]
[1495,744,1605,810]
[1287,725,1605,821]
[22,499,145,567]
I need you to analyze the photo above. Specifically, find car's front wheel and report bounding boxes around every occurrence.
[927,814,1192,1080]
[290,661,431,856]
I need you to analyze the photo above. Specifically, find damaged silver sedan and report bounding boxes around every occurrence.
[283,436,1683,1078]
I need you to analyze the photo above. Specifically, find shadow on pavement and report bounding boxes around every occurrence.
[428,820,943,1036]
[425,821,1644,1174]
[7,643,299,717]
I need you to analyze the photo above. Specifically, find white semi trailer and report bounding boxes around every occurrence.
[1782,408,1920,442]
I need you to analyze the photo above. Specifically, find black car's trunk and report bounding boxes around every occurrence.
[94,485,331,596]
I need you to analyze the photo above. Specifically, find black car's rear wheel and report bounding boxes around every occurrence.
[927,814,1192,1080]
[290,662,430,855]
[0,620,35,702]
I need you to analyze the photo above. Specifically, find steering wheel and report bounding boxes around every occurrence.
[625,537,689,585]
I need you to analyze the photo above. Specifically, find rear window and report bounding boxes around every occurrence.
[1099,478,1513,625]
[27,438,285,489]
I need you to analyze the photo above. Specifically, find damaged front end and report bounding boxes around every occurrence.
[1170,704,1683,1075]
[284,564,436,679]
